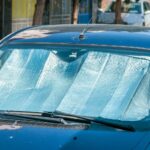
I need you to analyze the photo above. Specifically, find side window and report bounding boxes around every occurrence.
[144,2,150,12]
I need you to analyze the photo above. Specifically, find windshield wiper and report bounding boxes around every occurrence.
[42,111,135,132]
[0,110,68,125]
[0,110,135,131]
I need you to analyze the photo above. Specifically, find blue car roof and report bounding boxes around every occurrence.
[1,24,150,50]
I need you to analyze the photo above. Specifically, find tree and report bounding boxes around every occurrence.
[115,0,122,24]
[33,0,46,25]
[72,0,79,24]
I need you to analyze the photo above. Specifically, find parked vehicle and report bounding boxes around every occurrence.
[0,24,150,149]
[97,0,150,26]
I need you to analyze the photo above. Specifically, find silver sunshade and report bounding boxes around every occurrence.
[0,49,149,121]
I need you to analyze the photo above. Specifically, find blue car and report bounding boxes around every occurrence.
[0,24,150,150]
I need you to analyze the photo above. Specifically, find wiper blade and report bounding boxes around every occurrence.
[0,110,68,124]
[42,111,135,131]
[42,111,91,124]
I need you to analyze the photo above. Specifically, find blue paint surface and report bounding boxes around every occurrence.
[0,122,149,150]
[1,25,150,49]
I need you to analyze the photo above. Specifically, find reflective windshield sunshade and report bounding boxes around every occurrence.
[0,48,149,121]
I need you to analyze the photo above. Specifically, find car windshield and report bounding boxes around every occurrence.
[0,47,149,122]
[107,2,142,14]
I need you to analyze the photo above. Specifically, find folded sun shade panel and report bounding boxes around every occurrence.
[0,49,86,111]
[57,52,150,120]
[0,49,149,121]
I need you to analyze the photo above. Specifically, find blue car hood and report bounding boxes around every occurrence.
[0,121,149,150]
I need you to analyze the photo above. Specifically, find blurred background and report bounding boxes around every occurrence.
[0,0,114,39]
[1,0,150,39]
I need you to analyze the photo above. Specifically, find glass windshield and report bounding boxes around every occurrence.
[0,47,149,122]
[107,2,142,14]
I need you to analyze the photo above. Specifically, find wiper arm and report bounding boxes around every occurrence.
[0,110,68,125]
[42,111,135,131]
[94,117,135,132]
[42,111,92,124]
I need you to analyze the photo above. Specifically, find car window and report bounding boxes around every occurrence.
[0,48,149,122]
[144,1,150,12]
[106,1,141,14]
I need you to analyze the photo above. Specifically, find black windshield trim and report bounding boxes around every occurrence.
[2,42,150,52]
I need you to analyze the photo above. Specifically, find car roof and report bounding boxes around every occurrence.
[1,24,150,50]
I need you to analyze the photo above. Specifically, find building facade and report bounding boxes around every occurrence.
[0,0,12,38]
[0,0,109,39]
[12,0,36,32]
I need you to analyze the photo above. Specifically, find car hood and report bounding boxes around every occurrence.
[0,121,149,150]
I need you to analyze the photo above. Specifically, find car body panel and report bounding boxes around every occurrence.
[0,121,149,150]
[1,24,150,49]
